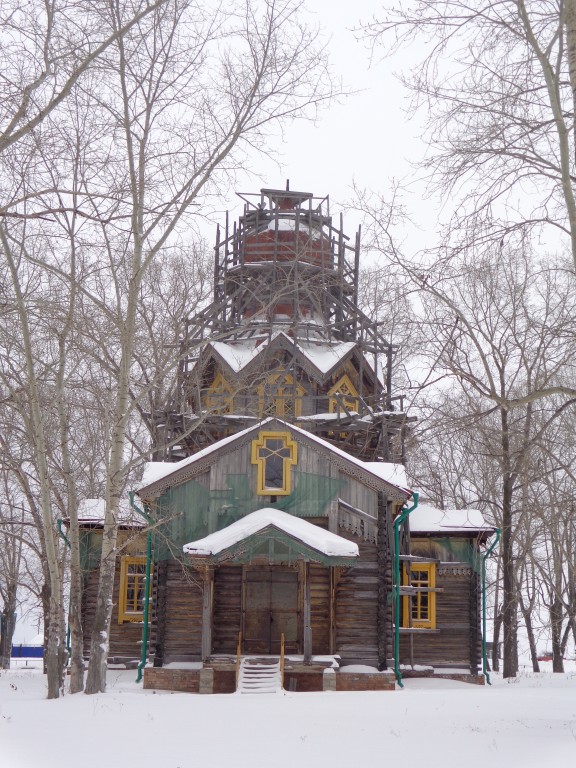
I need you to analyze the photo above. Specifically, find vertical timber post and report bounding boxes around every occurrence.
[201,568,214,662]
[377,493,392,670]
[303,562,312,663]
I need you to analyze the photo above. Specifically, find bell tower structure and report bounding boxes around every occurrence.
[156,186,410,463]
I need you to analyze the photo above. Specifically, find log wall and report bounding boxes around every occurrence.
[160,561,203,662]
[310,563,330,654]
[334,534,379,663]
[212,565,243,654]
[81,565,143,662]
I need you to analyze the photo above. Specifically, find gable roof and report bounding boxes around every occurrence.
[183,507,359,562]
[196,332,360,383]
[135,417,412,500]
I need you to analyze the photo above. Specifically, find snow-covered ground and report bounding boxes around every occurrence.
[1,662,574,768]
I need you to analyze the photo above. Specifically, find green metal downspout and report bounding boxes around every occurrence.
[128,491,153,684]
[56,520,72,660]
[393,491,419,688]
[481,527,501,686]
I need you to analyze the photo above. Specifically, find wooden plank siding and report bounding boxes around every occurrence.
[211,562,331,656]
[399,569,474,668]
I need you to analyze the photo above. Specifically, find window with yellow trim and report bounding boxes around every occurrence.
[205,372,234,414]
[402,563,436,629]
[257,373,304,418]
[251,431,297,495]
[118,556,151,624]
[328,374,359,414]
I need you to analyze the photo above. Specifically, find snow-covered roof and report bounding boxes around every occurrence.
[209,339,261,372]
[135,425,253,492]
[77,498,144,527]
[364,462,408,489]
[136,417,412,498]
[204,332,355,378]
[183,508,359,558]
[408,503,492,534]
[297,340,356,374]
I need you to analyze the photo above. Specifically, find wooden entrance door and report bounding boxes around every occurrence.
[243,568,299,654]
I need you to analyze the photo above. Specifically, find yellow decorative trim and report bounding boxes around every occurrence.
[402,563,436,629]
[328,374,359,414]
[251,431,297,495]
[118,556,151,624]
[205,372,234,414]
[257,373,304,418]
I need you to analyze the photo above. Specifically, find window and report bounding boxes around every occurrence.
[402,563,436,629]
[257,373,304,418]
[251,431,297,495]
[328,374,359,414]
[205,372,234,414]
[118,556,150,624]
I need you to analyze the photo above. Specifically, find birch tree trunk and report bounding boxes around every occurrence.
[83,0,335,693]
[0,228,65,699]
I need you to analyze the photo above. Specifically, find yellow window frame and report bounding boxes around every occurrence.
[251,430,297,496]
[118,556,151,624]
[328,374,359,414]
[205,372,234,414]
[257,373,304,418]
[402,563,436,630]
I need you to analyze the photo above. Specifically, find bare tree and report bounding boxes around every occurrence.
[0,0,184,700]
[0,477,26,669]
[364,1,576,272]
[398,244,576,677]
[0,0,335,698]
[64,0,335,695]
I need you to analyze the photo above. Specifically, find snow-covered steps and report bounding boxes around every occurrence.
[236,657,282,694]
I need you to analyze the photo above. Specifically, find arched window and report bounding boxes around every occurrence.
[251,431,297,495]
[328,374,359,414]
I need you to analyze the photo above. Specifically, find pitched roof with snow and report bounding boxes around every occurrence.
[76,498,144,528]
[408,503,493,534]
[183,507,359,559]
[200,332,357,381]
[135,417,412,498]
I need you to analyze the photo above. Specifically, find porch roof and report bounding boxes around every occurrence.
[183,508,359,566]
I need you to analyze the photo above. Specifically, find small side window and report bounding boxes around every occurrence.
[402,563,436,630]
[118,556,150,624]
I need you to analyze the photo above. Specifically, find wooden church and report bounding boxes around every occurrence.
[79,187,496,692]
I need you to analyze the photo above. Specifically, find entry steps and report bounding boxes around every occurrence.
[236,657,283,694]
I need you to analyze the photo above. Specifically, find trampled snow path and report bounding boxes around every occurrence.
[1,662,575,768]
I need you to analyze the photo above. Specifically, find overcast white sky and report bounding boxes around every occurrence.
[221,1,431,247]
